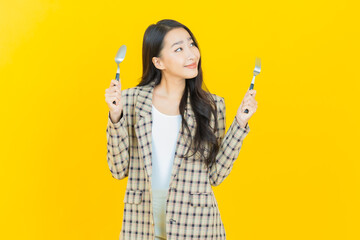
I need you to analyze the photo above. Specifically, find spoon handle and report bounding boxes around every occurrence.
[112,73,120,104]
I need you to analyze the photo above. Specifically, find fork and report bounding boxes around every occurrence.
[244,57,261,114]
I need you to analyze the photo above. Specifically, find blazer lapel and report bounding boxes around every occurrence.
[134,81,196,189]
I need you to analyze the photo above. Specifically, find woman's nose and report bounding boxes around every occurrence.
[187,48,196,60]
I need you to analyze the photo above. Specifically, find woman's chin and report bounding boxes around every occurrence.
[184,71,198,79]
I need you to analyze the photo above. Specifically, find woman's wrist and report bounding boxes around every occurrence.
[236,116,247,129]
[109,110,123,124]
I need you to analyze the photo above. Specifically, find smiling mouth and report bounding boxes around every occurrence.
[185,63,197,68]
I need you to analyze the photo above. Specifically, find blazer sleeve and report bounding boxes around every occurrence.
[106,89,131,180]
[208,96,251,186]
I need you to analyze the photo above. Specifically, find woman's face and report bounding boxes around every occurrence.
[153,27,200,80]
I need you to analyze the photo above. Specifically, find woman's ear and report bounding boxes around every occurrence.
[152,57,165,70]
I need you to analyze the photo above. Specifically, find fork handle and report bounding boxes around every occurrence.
[244,83,254,113]
[249,83,254,90]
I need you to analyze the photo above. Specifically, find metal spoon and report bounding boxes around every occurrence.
[115,45,127,80]
[113,45,127,104]
[244,57,261,114]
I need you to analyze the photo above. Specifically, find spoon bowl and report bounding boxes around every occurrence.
[112,45,127,105]
[114,45,127,81]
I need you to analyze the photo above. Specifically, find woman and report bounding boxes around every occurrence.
[105,19,257,240]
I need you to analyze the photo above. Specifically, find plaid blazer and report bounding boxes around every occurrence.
[106,81,250,240]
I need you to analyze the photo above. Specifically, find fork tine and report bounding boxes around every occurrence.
[256,57,261,68]
[246,58,261,111]
[253,57,261,75]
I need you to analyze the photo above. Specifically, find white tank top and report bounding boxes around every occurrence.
[151,104,182,239]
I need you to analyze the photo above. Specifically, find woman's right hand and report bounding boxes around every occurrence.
[105,79,123,123]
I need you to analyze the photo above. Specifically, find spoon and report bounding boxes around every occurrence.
[113,45,127,104]
[115,45,127,80]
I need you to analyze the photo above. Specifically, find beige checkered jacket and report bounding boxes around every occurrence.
[106,81,250,240]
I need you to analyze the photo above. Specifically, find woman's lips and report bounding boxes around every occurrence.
[185,63,197,69]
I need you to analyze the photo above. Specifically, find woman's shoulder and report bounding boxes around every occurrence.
[208,92,225,106]
[120,86,141,103]
[121,83,153,98]
[120,85,139,95]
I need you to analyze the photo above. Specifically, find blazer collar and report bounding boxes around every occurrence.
[134,81,196,189]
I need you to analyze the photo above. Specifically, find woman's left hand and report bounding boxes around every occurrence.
[236,89,257,128]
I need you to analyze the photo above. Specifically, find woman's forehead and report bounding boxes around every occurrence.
[164,28,192,48]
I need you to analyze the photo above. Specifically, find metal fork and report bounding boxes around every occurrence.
[244,57,261,113]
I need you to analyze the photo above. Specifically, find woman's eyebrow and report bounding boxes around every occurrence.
[171,37,193,48]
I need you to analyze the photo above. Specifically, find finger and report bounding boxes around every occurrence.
[242,100,251,107]
[249,98,257,105]
[107,91,122,99]
[106,87,116,93]
[246,90,254,98]
[247,103,257,112]
[115,89,122,98]
[247,101,256,108]
[111,84,122,93]
[106,92,117,98]
[110,79,119,87]
[110,96,121,105]
[111,79,122,89]
[109,98,118,109]
[241,104,248,111]
[242,103,253,112]
[244,98,254,105]
[245,93,256,103]
[244,91,250,99]
[114,84,121,93]
[117,83,121,91]
[109,95,121,102]
[106,95,116,105]
[106,96,116,107]
[246,90,256,99]
[117,78,122,89]
[243,95,250,103]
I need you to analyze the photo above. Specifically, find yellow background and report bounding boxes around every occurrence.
[1,0,359,239]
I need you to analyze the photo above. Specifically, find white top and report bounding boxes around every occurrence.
[151,104,181,239]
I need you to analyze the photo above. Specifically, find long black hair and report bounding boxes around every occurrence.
[137,19,220,170]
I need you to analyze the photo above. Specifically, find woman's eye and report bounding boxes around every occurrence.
[175,42,195,52]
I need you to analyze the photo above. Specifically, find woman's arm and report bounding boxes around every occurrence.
[208,97,250,186]
[106,89,131,180]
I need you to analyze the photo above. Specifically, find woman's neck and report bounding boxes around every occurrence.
[155,75,186,101]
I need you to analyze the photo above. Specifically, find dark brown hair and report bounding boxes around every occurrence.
[137,19,220,169]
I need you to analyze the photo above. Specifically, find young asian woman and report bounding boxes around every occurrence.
[105,19,258,240]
